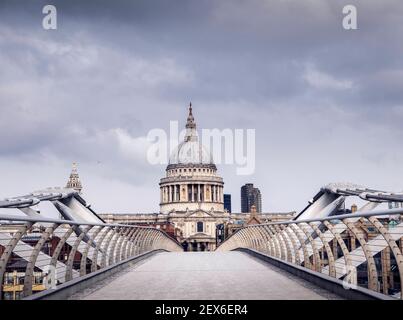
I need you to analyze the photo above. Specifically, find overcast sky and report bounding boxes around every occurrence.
[0,0,403,214]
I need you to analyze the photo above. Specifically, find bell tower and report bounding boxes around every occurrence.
[66,162,83,193]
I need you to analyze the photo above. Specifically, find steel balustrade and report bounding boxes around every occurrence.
[0,214,182,300]
[216,208,403,300]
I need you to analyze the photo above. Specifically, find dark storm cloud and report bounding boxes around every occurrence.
[0,0,402,212]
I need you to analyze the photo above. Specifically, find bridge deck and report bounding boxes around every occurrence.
[73,252,340,300]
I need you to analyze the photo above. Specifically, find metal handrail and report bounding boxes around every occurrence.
[217,208,403,300]
[247,208,403,227]
[221,208,403,244]
[0,215,183,300]
[0,213,172,230]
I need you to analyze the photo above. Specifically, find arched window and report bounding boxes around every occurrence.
[197,221,203,233]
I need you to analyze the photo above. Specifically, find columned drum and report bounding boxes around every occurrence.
[159,104,224,214]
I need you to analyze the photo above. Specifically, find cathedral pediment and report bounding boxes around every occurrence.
[185,209,216,218]
[188,232,215,240]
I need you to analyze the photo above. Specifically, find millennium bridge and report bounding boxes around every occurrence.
[0,183,402,300]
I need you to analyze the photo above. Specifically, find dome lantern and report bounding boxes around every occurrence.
[168,103,214,166]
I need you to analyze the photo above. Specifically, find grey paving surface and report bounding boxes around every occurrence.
[72,252,341,300]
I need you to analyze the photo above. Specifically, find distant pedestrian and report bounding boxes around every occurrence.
[182,241,189,252]
[200,243,206,252]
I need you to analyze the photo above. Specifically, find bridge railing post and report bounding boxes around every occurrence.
[298,222,321,272]
[65,225,93,282]
[91,226,110,272]
[122,228,137,261]
[100,227,116,268]
[0,222,32,300]
[309,222,336,278]
[114,227,131,264]
[343,217,379,292]
[131,229,142,256]
[263,225,276,257]
[108,227,123,266]
[266,225,281,259]
[289,223,312,270]
[368,216,403,296]
[80,226,103,276]
[274,225,292,263]
[282,224,300,265]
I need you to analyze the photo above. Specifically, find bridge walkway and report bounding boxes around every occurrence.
[71,252,341,300]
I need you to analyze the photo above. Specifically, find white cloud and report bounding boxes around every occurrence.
[113,128,151,162]
[303,64,354,90]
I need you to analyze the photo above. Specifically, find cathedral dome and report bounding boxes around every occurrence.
[160,103,224,215]
[168,103,214,166]
[169,140,213,165]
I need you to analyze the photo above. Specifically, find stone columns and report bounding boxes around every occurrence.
[218,186,222,202]
[211,185,214,202]
[219,186,222,202]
